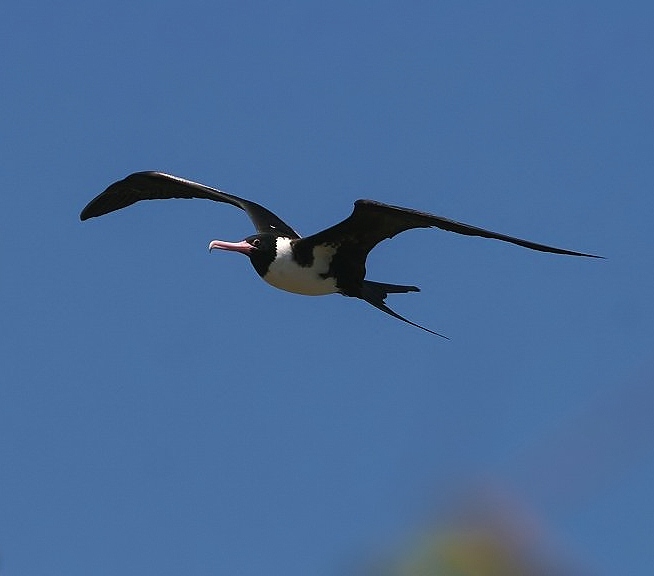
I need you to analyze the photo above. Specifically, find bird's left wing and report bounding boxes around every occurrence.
[298,199,601,258]
[80,172,300,238]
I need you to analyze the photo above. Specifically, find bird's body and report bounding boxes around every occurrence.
[81,171,600,337]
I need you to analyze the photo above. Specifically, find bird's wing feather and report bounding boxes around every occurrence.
[299,199,601,258]
[80,172,300,238]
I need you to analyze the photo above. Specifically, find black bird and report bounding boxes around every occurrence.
[80,172,600,337]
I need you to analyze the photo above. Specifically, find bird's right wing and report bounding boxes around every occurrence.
[80,171,300,238]
[300,199,601,258]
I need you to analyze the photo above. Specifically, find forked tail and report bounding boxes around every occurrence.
[360,280,448,339]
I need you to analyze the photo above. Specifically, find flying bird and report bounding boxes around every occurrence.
[80,172,600,337]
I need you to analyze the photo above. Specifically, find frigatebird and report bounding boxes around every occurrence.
[80,171,600,337]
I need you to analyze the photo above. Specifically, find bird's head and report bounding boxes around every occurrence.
[208,233,278,277]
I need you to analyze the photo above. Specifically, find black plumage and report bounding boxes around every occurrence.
[81,171,601,337]
[81,171,299,238]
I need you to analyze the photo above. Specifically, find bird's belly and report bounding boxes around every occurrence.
[263,248,338,296]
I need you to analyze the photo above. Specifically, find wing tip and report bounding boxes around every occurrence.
[80,199,105,221]
[556,248,605,259]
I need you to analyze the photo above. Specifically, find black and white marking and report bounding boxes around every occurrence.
[81,171,601,337]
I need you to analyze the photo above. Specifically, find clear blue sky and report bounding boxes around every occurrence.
[1,2,653,575]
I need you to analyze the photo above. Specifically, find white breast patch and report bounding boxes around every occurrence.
[263,238,339,296]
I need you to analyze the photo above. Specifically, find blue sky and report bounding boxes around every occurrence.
[1,2,653,574]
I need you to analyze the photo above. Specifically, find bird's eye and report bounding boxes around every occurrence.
[252,238,261,247]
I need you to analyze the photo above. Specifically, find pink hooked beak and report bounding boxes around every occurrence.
[208,239,253,255]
